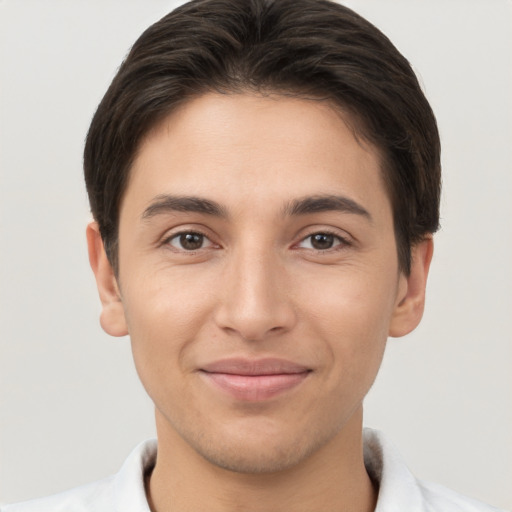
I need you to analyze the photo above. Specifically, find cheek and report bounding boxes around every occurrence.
[124,263,215,329]
[302,261,397,329]
[299,264,397,377]
[121,268,215,388]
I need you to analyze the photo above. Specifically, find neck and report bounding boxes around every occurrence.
[146,407,377,512]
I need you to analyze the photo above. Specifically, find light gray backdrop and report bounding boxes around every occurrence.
[1,0,511,509]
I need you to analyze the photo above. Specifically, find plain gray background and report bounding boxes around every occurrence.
[1,0,511,509]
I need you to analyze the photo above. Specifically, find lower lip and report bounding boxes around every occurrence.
[200,371,309,401]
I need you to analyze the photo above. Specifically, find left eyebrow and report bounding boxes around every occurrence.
[141,194,229,220]
[282,194,372,222]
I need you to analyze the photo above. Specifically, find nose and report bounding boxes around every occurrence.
[213,246,297,342]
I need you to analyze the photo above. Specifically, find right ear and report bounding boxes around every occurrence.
[86,222,128,337]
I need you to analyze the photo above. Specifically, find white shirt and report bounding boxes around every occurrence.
[2,429,506,512]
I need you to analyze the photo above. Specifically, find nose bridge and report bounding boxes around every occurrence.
[215,239,295,340]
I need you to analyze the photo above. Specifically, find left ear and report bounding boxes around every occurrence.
[388,237,434,338]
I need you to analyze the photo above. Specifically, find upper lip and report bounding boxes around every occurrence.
[200,358,311,376]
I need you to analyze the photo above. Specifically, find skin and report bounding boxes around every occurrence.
[88,93,432,512]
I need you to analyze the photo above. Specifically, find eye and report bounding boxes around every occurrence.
[167,231,213,251]
[298,232,347,251]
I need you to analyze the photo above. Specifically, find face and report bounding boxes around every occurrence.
[89,93,430,474]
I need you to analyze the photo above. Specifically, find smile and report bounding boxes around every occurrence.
[199,358,312,401]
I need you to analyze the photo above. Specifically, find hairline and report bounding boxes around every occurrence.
[108,88,408,277]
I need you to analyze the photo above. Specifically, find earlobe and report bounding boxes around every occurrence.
[86,222,128,337]
[388,237,434,338]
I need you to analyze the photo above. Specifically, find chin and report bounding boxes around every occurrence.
[198,439,312,474]
[183,417,341,475]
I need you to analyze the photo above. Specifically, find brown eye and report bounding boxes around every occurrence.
[298,232,346,251]
[169,232,210,251]
[310,233,335,250]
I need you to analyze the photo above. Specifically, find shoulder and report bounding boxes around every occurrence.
[1,439,157,512]
[363,428,508,512]
[417,480,508,512]
[0,476,115,512]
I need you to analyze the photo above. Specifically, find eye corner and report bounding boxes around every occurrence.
[295,230,352,252]
[162,230,218,253]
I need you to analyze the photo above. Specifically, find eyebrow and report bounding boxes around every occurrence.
[283,194,372,221]
[141,193,371,222]
[142,195,229,220]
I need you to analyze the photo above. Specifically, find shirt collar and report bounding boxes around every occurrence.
[111,429,426,512]
[113,438,156,512]
[364,427,427,511]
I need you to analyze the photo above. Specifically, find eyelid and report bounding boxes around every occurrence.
[171,232,212,250]
[157,225,353,252]
[294,228,353,251]
[160,226,219,251]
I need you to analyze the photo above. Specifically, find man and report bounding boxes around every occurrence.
[2,0,506,511]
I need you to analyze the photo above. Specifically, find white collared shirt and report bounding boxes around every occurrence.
[1,429,506,512]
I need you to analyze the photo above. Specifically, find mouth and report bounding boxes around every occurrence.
[199,358,312,402]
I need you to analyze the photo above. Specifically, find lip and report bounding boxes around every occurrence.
[199,358,312,401]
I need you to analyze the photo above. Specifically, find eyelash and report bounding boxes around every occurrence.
[163,230,214,252]
[296,231,351,251]
[162,229,351,253]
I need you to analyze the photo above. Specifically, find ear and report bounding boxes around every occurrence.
[388,237,434,338]
[86,222,128,337]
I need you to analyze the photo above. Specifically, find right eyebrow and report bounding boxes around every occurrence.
[282,194,372,222]
[141,194,229,220]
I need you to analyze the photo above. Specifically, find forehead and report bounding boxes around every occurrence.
[122,92,390,222]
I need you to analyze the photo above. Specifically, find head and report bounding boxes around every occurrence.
[84,0,440,478]
[84,0,440,276]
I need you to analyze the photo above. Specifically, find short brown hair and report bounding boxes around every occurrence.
[84,0,441,274]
